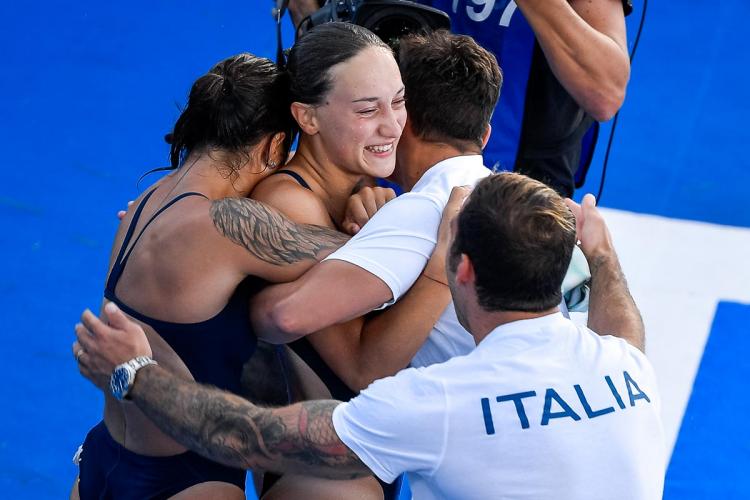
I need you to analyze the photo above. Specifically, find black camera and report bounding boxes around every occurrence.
[298,1,451,45]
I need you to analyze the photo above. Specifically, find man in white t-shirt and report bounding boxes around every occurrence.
[75,172,665,499]
[250,30,587,370]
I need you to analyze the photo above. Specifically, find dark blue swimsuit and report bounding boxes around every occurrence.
[270,171,400,498]
[78,189,261,499]
[272,171,357,402]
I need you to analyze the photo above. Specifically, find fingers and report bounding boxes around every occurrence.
[343,221,361,236]
[448,185,471,204]
[444,185,471,216]
[359,190,380,217]
[72,340,84,361]
[341,187,396,235]
[582,193,597,209]
[80,309,108,339]
[103,302,130,332]
[564,198,583,240]
[75,323,94,352]
[117,201,135,221]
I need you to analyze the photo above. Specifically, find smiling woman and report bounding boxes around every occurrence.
[248,22,453,499]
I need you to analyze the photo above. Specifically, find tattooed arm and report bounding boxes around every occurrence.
[565,195,644,351]
[74,303,371,479]
[132,366,369,478]
[208,197,349,281]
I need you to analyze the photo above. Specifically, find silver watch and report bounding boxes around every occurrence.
[109,356,158,400]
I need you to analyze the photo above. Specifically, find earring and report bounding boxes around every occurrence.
[267,160,278,169]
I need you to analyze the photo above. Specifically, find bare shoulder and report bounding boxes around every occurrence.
[252,173,332,227]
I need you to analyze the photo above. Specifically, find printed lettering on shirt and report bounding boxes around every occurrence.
[481,371,651,433]
[454,0,519,27]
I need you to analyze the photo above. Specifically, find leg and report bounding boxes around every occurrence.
[169,481,245,499]
[262,474,383,500]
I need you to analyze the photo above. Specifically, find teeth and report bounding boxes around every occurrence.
[366,144,392,153]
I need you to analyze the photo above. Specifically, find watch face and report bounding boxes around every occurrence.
[110,366,133,400]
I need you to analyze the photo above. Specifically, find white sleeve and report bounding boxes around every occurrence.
[332,369,448,483]
[324,193,443,306]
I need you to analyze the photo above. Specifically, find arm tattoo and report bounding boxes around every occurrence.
[210,198,349,265]
[588,254,645,352]
[132,366,371,479]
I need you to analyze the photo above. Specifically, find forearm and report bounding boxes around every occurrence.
[129,365,369,479]
[515,0,630,120]
[587,252,645,351]
[251,260,393,343]
[353,271,450,390]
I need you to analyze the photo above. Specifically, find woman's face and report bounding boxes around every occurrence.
[313,46,406,178]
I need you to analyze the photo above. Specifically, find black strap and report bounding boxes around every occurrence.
[272,169,312,191]
[106,191,208,291]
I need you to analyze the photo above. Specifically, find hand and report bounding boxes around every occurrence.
[341,186,397,235]
[564,194,615,260]
[73,302,153,392]
[117,201,134,220]
[425,185,472,281]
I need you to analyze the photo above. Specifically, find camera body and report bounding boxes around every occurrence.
[298,0,451,45]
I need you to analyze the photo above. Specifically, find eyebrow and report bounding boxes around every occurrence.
[351,86,405,103]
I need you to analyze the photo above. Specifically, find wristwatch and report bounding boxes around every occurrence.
[110,356,158,400]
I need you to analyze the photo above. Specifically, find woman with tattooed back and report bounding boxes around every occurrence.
[70,54,351,500]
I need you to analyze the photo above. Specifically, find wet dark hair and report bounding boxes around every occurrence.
[449,173,576,312]
[398,30,501,150]
[168,53,295,171]
[286,22,390,105]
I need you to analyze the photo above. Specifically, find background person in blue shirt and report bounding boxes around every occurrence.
[288,0,633,198]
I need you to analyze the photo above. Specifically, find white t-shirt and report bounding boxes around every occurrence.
[332,313,666,500]
[325,155,490,367]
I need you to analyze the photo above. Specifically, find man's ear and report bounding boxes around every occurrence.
[481,124,492,149]
[290,102,319,135]
[455,254,475,286]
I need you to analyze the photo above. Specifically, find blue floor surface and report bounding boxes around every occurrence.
[1,1,748,498]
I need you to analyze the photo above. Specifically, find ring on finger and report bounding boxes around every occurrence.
[75,348,85,362]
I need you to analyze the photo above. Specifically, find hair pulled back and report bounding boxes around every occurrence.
[169,53,295,169]
[286,22,390,105]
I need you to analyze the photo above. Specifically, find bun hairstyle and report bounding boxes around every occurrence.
[168,53,295,171]
[286,22,390,105]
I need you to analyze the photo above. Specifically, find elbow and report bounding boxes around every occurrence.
[267,300,310,342]
[584,68,630,122]
[585,85,626,122]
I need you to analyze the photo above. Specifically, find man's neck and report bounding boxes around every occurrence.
[471,308,560,345]
[401,142,481,192]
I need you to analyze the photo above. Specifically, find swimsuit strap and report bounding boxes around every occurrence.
[271,170,312,191]
[105,191,208,292]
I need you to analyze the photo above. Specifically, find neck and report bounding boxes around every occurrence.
[470,308,560,345]
[165,152,261,200]
[286,138,366,225]
[399,140,481,192]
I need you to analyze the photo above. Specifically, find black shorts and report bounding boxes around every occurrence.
[77,421,245,499]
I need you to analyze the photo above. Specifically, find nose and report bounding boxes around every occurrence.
[380,106,405,139]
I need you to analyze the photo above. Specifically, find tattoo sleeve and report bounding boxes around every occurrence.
[210,198,349,265]
[588,253,646,352]
[131,365,371,480]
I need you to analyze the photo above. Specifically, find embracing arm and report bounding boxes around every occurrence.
[208,198,349,283]
[305,187,467,390]
[130,366,369,479]
[73,304,370,479]
[308,257,450,391]
[515,0,630,121]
